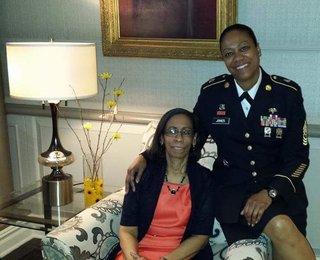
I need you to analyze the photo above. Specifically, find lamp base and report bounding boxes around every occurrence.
[42,168,73,206]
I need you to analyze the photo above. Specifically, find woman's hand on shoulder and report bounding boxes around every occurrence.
[126,154,147,193]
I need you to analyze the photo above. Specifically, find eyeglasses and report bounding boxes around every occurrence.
[164,127,194,137]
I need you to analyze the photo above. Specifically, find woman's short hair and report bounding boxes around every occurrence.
[148,108,202,161]
[219,23,258,48]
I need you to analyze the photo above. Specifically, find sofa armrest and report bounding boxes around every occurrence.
[41,188,125,260]
[225,233,272,260]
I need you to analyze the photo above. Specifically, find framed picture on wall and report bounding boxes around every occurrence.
[100,0,237,60]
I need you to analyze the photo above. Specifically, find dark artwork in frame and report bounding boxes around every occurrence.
[100,0,237,60]
[119,0,217,39]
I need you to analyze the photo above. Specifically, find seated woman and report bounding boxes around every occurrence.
[115,108,215,260]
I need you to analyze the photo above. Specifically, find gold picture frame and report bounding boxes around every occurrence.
[100,0,237,60]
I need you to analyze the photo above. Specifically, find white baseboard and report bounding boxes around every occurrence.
[0,226,44,257]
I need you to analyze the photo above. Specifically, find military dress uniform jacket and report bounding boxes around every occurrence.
[194,67,309,224]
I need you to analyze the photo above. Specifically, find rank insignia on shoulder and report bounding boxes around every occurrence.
[272,75,291,83]
[202,74,228,91]
[208,77,216,83]
[270,75,299,92]
[208,74,227,83]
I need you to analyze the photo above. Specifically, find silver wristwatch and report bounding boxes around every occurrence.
[267,188,279,200]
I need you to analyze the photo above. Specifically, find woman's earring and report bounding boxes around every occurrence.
[193,135,197,147]
[160,139,164,146]
[258,48,262,57]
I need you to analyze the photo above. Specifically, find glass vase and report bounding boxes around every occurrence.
[83,154,104,207]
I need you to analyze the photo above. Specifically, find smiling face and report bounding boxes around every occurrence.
[220,29,261,90]
[161,114,194,160]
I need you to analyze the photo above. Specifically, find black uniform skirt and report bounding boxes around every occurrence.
[220,196,308,245]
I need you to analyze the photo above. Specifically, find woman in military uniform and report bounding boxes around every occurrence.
[126,24,316,260]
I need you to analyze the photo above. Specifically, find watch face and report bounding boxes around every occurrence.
[268,189,278,198]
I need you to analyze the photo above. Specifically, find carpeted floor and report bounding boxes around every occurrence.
[1,238,42,260]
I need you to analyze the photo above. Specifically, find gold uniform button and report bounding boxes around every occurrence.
[252,171,257,177]
[250,160,255,166]
[245,133,250,138]
[265,84,272,91]
[247,145,253,151]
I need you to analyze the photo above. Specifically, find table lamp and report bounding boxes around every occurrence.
[6,41,98,206]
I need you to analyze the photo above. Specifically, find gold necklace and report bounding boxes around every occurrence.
[165,174,186,195]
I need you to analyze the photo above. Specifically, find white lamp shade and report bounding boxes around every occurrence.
[6,42,98,101]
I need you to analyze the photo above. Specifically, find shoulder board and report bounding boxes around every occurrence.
[270,75,299,92]
[201,74,228,91]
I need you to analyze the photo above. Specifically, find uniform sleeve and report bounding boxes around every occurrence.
[269,87,310,199]
[189,170,215,235]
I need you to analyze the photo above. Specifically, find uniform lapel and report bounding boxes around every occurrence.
[247,70,271,122]
[228,78,259,121]
[227,79,248,123]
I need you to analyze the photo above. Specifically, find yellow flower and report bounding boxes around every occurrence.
[112,132,121,140]
[106,100,117,108]
[100,72,112,79]
[83,122,92,130]
[66,74,125,200]
[113,89,124,96]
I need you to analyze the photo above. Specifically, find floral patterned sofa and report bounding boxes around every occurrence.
[41,122,272,260]
[41,186,271,260]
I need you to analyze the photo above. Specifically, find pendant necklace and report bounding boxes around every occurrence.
[165,174,186,195]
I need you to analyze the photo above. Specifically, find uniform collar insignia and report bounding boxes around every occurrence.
[265,84,272,91]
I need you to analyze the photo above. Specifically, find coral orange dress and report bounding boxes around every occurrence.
[115,182,191,260]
